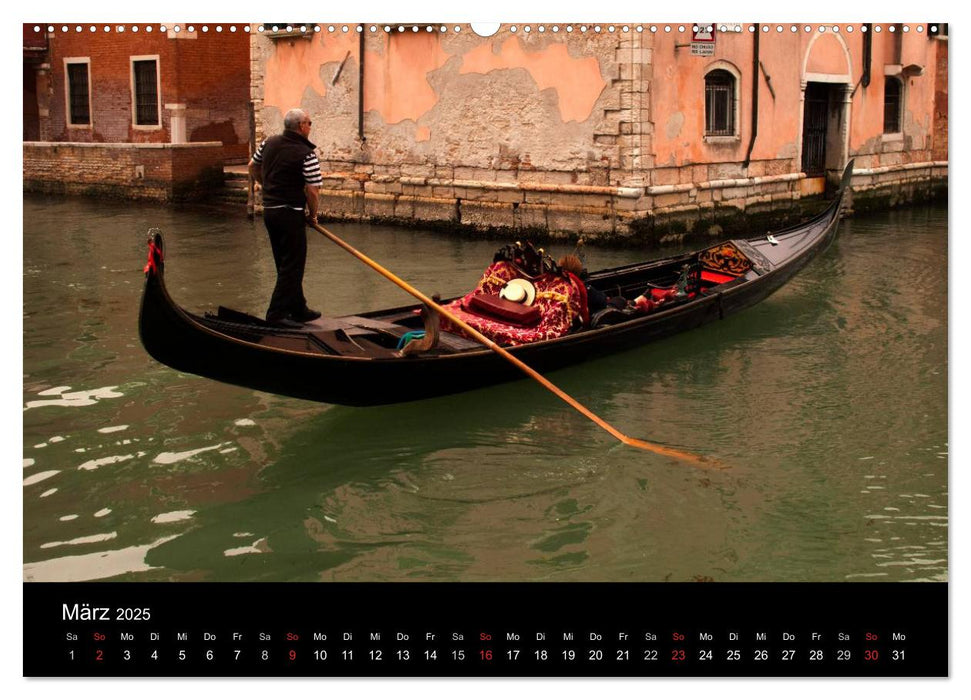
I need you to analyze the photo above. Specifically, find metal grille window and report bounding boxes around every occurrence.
[66,62,90,125]
[705,69,735,137]
[884,77,902,134]
[133,59,159,126]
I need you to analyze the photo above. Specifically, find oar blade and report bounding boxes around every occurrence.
[621,436,727,469]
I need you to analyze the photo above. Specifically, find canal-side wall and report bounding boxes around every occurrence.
[23,142,225,201]
[270,159,947,244]
[251,25,948,243]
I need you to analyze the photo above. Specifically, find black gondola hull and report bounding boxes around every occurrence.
[139,164,850,406]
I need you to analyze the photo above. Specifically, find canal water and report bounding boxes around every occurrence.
[22,194,947,583]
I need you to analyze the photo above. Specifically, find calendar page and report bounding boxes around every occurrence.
[21,13,950,680]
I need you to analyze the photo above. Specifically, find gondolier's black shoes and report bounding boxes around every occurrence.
[266,307,322,326]
[292,307,322,322]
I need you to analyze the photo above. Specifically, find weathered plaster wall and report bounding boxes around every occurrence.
[847,31,940,169]
[650,28,940,173]
[459,37,605,123]
[251,25,946,242]
[257,29,617,177]
[651,30,753,170]
[650,30,853,174]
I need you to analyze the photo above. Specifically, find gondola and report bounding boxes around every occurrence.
[139,161,853,407]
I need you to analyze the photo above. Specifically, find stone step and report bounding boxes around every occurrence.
[213,166,250,207]
[214,189,248,201]
[207,187,249,205]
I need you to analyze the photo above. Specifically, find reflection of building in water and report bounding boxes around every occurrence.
[246,23,947,240]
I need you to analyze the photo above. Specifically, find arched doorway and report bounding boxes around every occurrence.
[799,33,852,190]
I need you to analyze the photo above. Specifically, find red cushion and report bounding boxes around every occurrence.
[650,287,676,303]
[465,293,541,327]
[700,270,737,284]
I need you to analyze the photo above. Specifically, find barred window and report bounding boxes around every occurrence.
[132,59,159,126]
[66,61,90,125]
[705,69,736,137]
[883,77,902,134]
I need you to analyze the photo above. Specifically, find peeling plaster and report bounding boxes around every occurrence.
[415,68,597,170]
[666,112,685,141]
[262,32,612,170]
[264,34,356,111]
[364,33,451,125]
[460,37,606,123]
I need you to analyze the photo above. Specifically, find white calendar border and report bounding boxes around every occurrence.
[8,0,961,697]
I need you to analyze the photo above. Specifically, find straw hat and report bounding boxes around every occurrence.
[499,278,537,306]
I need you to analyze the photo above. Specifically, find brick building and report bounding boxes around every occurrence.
[23,23,251,200]
[23,25,46,141]
[250,22,948,242]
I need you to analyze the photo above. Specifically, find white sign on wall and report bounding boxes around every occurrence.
[691,24,716,56]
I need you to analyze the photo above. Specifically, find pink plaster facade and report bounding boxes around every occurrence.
[251,24,947,241]
[650,26,944,176]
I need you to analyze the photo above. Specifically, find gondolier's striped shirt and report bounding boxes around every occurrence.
[253,138,324,211]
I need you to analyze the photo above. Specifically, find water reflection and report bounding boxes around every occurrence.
[23,196,947,583]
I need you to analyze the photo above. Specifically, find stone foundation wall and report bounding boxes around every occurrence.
[23,142,226,201]
[288,159,947,245]
[844,162,948,214]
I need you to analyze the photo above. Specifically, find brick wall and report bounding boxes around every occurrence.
[38,26,249,161]
[23,63,40,141]
[23,142,226,201]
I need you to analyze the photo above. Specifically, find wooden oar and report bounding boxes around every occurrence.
[309,220,721,467]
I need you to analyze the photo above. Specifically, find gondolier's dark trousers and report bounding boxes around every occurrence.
[263,206,308,321]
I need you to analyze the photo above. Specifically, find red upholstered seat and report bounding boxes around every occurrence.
[440,261,585,346]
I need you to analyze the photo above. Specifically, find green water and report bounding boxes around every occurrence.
[22,195,947,583]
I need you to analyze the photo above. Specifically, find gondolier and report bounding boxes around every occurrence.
[248,108,325,324]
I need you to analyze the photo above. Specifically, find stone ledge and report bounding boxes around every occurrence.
[647,172,805,196]
[347,173,643,199]
[853,160,948,176]
[24,141,224,150]
[307,167,946,245]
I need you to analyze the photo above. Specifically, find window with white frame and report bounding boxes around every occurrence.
[131,57,160,127]
[64,58,91,127]
[883,76,903,134]
[705,68,737,137]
